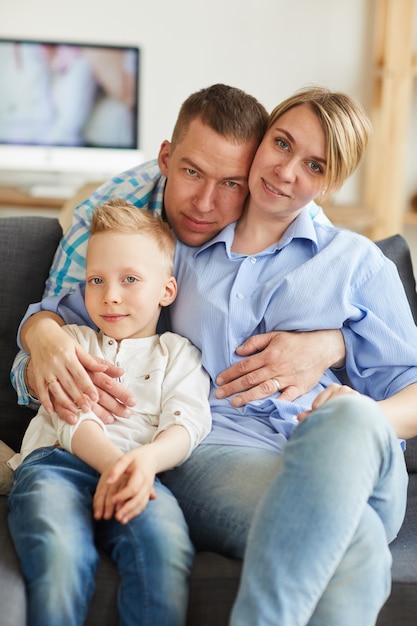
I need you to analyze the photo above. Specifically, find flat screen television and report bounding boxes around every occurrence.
[0,37,143,196]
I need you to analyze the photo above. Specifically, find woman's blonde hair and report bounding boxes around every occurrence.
[90,199,175,273]
[268,86,372,196]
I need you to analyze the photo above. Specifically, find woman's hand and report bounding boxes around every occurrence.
[297,383,359,421]
[25,316,135,423]
[215,329,346,406]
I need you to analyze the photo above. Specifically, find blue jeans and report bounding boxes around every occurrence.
[8,447,194,626]
[162,395,408,626]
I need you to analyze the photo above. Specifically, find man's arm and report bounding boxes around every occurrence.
[215,329,346,406]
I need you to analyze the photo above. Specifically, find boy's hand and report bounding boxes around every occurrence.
[93,447,157,524]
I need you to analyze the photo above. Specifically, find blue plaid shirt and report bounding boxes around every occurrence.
[45,159,165,297]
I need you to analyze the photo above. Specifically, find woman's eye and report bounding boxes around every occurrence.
[309,161,323,174]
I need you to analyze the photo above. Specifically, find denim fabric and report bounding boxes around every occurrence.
[8,447,193,626]
[163,395,408,626]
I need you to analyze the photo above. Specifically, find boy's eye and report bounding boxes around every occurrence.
[125,276,137,284]
[90,277,102,285]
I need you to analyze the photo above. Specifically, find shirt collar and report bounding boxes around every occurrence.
[192,206,319,258]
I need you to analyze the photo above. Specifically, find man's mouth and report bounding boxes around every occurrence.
[183,214,214,232]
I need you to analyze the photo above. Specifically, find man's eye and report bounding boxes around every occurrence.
[225,181,238,188]
[276,138,289,150]
[186,168,198,176]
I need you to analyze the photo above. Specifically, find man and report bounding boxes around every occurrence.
[13,84,344,423]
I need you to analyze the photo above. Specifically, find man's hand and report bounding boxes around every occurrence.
[215,329,346,407]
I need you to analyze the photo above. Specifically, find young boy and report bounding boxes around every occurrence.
[8,199,211,626]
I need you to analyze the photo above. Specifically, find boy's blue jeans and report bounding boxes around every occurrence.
[8,448,193,626]
[163,395,408,626]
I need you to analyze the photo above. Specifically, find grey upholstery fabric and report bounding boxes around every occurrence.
[0,217,63,452]
[0,217,416,625]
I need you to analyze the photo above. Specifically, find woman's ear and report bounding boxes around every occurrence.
[158,140,171,177]
[160,276,177,307]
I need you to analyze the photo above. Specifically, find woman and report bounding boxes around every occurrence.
[162,87,417,626]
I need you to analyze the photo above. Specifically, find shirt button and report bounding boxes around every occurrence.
[250,257,257,264]
[174,410,181,416]
[237,292,245,299]
[108,339,114,345]
[144,374,150,380]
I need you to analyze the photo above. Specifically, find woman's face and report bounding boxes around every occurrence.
[248,104,327,220]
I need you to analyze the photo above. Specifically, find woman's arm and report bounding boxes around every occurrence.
[298,382,417,440]
[21,313,135,423]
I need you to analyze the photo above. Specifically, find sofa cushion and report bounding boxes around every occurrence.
[0,217,63,451]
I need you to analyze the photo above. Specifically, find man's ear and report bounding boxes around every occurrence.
[160,276,177,307]
[158,140,171,177]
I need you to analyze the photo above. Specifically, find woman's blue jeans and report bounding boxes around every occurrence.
[8,447,194,626]
[162,395,408,626]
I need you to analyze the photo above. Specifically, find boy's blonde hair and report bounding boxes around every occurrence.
[90,199,175,273]
[268,86,372,197]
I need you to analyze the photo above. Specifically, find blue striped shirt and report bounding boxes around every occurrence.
[45,160,165,296]
[170,208,417,451]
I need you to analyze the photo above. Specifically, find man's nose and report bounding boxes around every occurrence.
[193,182,216,213]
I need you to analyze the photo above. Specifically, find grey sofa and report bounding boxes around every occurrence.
[0,215,417,625]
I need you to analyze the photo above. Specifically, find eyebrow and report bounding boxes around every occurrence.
[275,127,327,166]
[179,157,249,182]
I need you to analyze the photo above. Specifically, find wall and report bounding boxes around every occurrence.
[2,0,374,206]
[2,0,417,229]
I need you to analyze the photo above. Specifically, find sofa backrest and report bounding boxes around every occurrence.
[375,234,417,473]
[0,216,62,451]
[1,220,417,471]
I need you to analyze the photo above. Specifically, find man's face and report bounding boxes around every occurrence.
[158,117,259,246]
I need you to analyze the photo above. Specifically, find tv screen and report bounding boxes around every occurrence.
[0,38,140,149]
[0,38,142,194]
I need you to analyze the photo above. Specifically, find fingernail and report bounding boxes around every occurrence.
[216,389,225,399]
[233,396,243,407]
[216,376,224,385]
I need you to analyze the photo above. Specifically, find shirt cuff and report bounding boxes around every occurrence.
[10,349,40,409]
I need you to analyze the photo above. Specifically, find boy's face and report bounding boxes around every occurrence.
[158,117,259,247]
[85,232,176,341]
